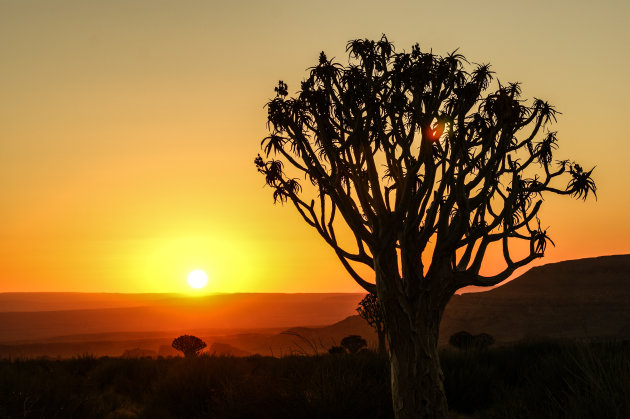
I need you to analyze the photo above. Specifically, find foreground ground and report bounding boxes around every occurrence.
[1,339,629,418]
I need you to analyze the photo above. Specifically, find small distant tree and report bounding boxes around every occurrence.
[172,335,207,358]
[341,334,368,353]
[328,345,346,355]
[449,331,473,350]
[357,292,387,356]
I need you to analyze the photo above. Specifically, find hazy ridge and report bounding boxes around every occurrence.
[1,255,629,358]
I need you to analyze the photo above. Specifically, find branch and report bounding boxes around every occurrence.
[458,234,543,288]
[335,249,377,293]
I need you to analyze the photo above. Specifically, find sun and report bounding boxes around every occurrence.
[187,269,208,289]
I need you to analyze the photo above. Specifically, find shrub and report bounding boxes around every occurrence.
[171,335,207,358]
[341,335,367,354]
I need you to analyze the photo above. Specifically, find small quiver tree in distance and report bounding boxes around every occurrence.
[255,36,596,419]
[357,292,387,356]
[172,335,207,358]
[341,334,368,354]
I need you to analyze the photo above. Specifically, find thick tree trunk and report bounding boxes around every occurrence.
[376,326,387,357]
[375,251,452,419]
[387,310,447,419]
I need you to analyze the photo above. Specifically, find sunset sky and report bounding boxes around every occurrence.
[1,0,628,294]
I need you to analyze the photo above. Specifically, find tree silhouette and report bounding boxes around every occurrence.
[341,334,368,354]
[256,36,595,418]
[328,345,346,355]
[357,292,386,356]
[171,335,207,358]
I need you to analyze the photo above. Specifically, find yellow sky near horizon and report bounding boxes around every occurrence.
[1,0,629,294]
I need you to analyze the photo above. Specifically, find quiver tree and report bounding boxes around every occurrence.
[357,292,386,356]
[171,335,207,358]
[255,36,595,419]
[341,334,368,354]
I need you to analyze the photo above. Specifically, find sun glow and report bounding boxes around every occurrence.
[187,269,208,289]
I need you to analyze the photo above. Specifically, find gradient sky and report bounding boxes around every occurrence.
[1,0,628,294]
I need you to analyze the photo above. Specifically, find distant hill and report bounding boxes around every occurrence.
[182,254,630,353]
[1,255,629,358]
[0,293,365,342]
[208,342,252,357]
[440,254,630,344]
[0,292,177,312]
[211,315,377,356]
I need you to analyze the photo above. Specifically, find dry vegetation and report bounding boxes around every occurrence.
[1,339,629,418]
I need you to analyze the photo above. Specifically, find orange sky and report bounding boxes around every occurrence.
[1,1,629,294]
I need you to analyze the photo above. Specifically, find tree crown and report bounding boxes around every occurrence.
[256,36,595,292]
[172,334,207,357]
[341,334,368,353]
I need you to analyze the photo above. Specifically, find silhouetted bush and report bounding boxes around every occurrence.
[328,345,346,355]
[449,331,473,349]
[341,335,367,354]
[171,335,207,358]
[449,331,495,351]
